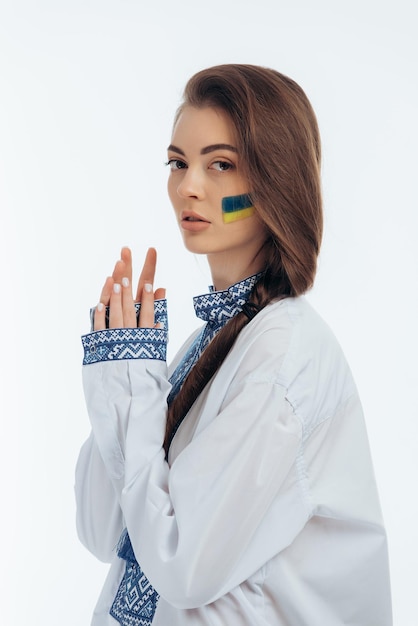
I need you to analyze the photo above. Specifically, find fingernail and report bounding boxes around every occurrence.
[113,283,121,294]
[122,277,129,288]
[97,302,104,312]
[144,283,153,293]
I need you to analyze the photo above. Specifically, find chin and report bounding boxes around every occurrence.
[183,242,210,255]
[181,235,209,255]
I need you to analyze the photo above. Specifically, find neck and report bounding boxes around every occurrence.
[207,250,266,291]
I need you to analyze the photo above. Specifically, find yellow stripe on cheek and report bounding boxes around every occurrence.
[222,206,255,223]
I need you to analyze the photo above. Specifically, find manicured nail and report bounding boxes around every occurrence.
[144,283,153,293]
[122,277,129,288]
[97,302,104,312]
[113,283,121,294]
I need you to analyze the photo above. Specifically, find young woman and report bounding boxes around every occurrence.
[75,64,392,625]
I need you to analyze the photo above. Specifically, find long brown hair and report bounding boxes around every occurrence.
[164,64,323,454]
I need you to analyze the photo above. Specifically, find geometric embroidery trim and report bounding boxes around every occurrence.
[109,561,160,626]
[81,328,167,365]
[166,327,205,406]
[193,272,262,324]
[167,272,263,405]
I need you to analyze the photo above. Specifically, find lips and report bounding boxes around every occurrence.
[181,211,209,223]
[180,210,211,232]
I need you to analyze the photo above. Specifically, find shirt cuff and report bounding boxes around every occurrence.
[81,327,167,365]
[82,298,168,365]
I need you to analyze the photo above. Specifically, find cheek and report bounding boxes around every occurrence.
[221,193,255,224]
[225,214,267,241]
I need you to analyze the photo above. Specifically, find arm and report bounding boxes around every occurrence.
[123,369,304,608]
[82,323,307,609]
[75,321,169,561]
[75,247,167,561]
[75,431,125,562]
[78,248,308,607]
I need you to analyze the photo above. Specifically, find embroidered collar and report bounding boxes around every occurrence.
[193,273,263,326]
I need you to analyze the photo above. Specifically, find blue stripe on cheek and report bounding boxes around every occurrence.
[222,193,253,213]
[222,194,255,223]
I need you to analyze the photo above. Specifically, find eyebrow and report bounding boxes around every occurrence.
[201,143,238,155]
[167,143,238,156]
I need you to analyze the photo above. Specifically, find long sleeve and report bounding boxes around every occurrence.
[127,380,304,608]
[75,300,170,564]
[79,319,308,609]
[75,432,125,563]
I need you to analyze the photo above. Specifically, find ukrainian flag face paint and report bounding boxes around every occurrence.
[222,193,255,223]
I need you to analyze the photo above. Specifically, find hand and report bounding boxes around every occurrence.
[93,247,166,330]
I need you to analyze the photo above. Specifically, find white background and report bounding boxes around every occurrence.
[0,1,416,624]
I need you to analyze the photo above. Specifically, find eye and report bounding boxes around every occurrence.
[166,158,187,171]
[211,160,234,172]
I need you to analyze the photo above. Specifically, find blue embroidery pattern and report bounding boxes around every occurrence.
[167,273,262,405]
[194,274,260,325]
[110,560,160,626]
[104,275,261,625]
[166,329,204,406]
[82,328,167,365]
[82,300,168,365]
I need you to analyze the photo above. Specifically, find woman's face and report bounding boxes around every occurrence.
[167,106,267,274]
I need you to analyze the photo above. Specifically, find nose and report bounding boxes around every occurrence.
[176,165,204,200]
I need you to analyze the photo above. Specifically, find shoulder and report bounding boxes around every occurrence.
[252,295,337,343]
[230,296,344,375]
[227,297,358,427]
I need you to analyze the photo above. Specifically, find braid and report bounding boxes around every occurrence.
[163,244,290,455]
[164,64,323,455]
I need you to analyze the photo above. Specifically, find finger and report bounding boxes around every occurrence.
[93,276,114,330]
[109,282,123,328]
[112,259,126,285]
[99,276,114,307]
[112,248,132,292]
[139,287,166,329]
[120,247,133,285]
[138,282,155,328]
[154,288,166,301]
[153,289,166,328]
[121,276,137,327]
[135,247,157,302]
[94,302,106,331]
